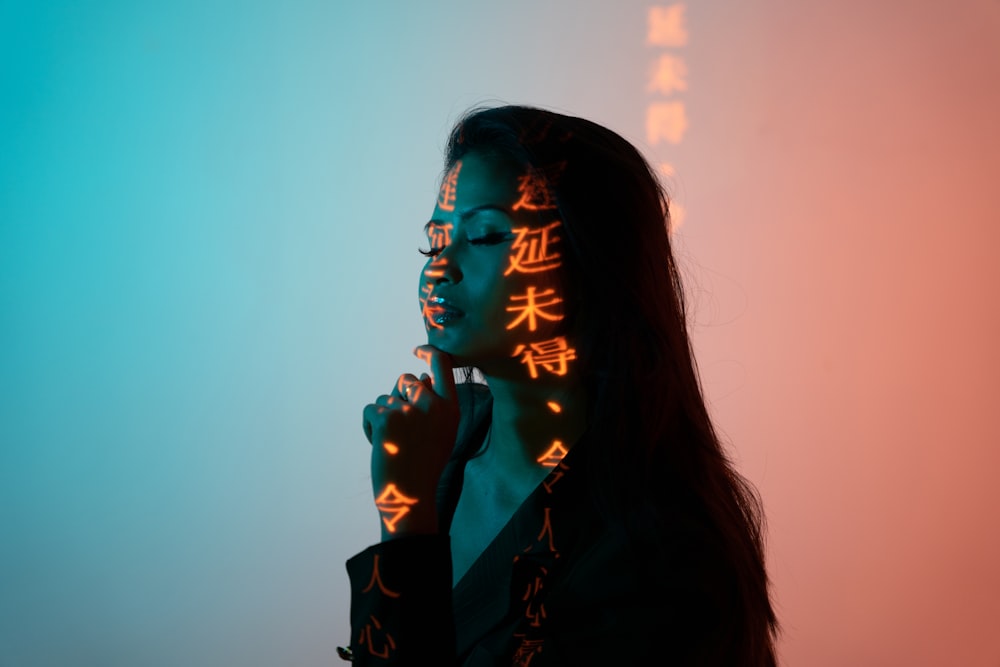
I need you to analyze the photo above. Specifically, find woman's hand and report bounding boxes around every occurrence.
[362,345,460,540]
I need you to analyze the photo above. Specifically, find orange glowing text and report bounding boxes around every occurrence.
[536,441,569,467]
[504,221,562,276]
[512,336,577,378]
[647,53,688,94]
[528,507,557,553]
[646,101,688,145]
[505,287,564,332]
[419,282,443,330]
[647,4,688,47]
[423,261,447,279]
[374,484,419,534]
[522,572,549,628]
[361,553,400,597]
[542,461,569,495]
[437,161,462,211]
[512,163,564,212]
[425,222,453,255]
[359,615,396,659]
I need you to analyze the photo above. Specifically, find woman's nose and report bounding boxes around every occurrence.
[424,252,462,284]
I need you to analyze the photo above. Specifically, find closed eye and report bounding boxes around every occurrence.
[469,232,514,246]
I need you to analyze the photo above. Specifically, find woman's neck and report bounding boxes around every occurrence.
[478,372,587,474]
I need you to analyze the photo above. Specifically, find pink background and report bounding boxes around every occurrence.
[2,0,998,664]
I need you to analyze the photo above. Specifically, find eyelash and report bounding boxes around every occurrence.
[418,232,513,257]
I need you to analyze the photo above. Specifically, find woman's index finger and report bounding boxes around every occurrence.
[414,345,456,403]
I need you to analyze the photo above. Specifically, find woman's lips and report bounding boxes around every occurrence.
[425,296,465,325]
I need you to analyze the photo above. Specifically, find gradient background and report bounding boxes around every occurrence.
[2,1,999,665]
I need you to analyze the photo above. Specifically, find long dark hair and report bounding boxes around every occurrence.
[445,105,778,664]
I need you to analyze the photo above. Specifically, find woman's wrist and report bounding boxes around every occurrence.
[379,502,440,541]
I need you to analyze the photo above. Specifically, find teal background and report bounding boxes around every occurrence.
[4,1,1000,665]
[0,2,650,664]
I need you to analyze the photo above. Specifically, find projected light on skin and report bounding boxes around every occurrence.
[417,163,576,659]
[368,151,577,561]
[356,150,584,662]
[505,286,564,332]
[536,441,569,467]
[512,338,577,379]
[418,153,577,475]
[359,345,460,662]
[373,483,419,534]
[360,135,593,663]
[504,221,562,276]
[437,160,462,212]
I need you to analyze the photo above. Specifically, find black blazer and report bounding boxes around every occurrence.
[344,384,740,666]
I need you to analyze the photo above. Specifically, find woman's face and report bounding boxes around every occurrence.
[418,152,573,378]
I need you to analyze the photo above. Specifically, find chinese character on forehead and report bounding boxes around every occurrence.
[647,4,688,47]
[647,53,688,95]
[646,101,688,145]
[512,162,566,212]
[505,221,562,276]
[506,287,564,332]
[437,161,462,212]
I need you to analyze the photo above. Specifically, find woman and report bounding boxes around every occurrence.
[342,106,778,665]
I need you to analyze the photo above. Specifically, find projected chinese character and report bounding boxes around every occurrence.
[512,636,545,666]
[646,101,688,145]
[522,574,549,628]
[647,53,688,94]
[530,507,557,553]
[437,161,462,212]
[512,337,577,378]
[358,615,396,659]
[361,553,400,598]
[506,287,564,332]
[427,221,452,249]
[541,461,569,495]
[512,163,565,212]
[505,221,562,276]
[536,441,569,467]
[419,282,443,330]
[374,484,419,534]
[648,4,688,47]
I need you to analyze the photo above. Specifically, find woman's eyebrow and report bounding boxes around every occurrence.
[458,204,512,221]
[426,204,513,229]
